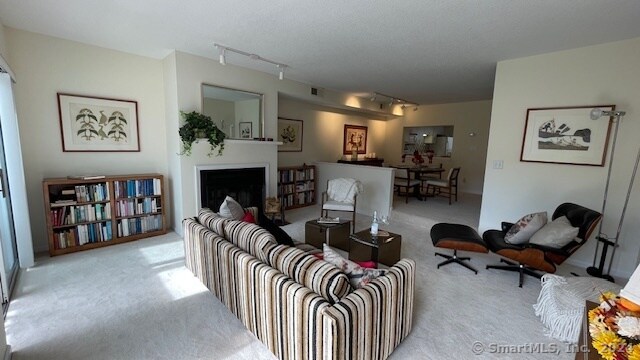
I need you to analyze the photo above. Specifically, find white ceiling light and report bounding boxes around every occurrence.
[213,43,289,80]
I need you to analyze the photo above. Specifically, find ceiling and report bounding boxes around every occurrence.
[1,1,640,105]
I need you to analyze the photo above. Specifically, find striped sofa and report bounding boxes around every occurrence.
[183,208,416,360]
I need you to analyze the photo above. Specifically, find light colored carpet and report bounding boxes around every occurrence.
[6,194,583,359]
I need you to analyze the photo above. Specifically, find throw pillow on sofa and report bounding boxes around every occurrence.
[219,196,245,220]
[505,212,547,245]
[529,216,579,249]
[241,211,256,223]
[265,244,352,303]
[258,212,295,246]
[322,244,387,289]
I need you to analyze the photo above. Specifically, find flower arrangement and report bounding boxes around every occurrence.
[588,292,640,360]
[411,150,424,166]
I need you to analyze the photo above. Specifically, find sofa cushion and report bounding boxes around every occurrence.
[265,244,352,303]
[198,208,230,235]
[322,244,387,289]
[504,212,547,244]
[223,219,277,263]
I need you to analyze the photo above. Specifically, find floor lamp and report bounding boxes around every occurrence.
[586,107,639,282]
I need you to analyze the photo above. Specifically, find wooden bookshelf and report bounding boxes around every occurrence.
[43,173,167,256]
[277,164,316,210]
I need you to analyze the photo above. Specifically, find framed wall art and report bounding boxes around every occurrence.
[343,124,368,154]
[239,122,252,139]
[57,93,140,152]
[277,117,303,152]
[520,105,614,166]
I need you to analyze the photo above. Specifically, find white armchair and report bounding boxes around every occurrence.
[321,178,363,232]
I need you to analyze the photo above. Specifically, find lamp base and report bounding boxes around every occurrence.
[586,266,615,282]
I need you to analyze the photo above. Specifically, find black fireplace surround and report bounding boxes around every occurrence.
[200,167,265,213]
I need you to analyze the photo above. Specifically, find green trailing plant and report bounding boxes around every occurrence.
[178,111,226,156]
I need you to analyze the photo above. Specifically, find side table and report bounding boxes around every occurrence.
[305,219,351,251]
[349,229,401,267]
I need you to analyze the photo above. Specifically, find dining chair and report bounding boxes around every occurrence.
[394,168,422,203]
[419,163,443,193]
[425,167,460,205]
[320,178,362,232]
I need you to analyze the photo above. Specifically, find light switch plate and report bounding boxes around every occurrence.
[493,160,504,169]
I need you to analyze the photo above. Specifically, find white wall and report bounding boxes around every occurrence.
[202,98,235,133]
[235,98,260,138]
[382,100,492,194]
[278,97,388,167]
[0,24,7,62]
[6,28,167,253]
[480,37,640,278]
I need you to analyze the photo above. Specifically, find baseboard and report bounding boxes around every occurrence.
[564,258,630,282]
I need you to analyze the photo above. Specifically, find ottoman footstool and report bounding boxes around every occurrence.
[430,223,488,274]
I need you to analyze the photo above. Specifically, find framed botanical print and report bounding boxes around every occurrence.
[343,124,367,154]
[520,105,614,166]
[57,93,140,152]
[278,117,303,152]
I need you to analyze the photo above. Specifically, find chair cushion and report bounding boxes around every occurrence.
[264,244,352,303]
[322,200,355,212]
[504,212,547,245]
[430,223,488,253]
[425,179,447,187]
[529,216,579,249]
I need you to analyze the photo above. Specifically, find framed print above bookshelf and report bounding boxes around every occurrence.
[57,93,140,152]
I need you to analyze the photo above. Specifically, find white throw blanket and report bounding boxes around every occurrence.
[327,178,363,204]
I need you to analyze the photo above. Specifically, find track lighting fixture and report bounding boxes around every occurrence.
[218,46,226,65]
[369,92,419,111]
[213,43,289,80]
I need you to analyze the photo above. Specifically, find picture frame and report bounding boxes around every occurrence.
[520,105,614,166]
[239,122,252,139]
[277,117,303,152]
[343,125,368,155]
[57,93,140,152]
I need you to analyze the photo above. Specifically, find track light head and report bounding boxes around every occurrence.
[413,106,418,112]
[278,65,286,80]
[590,108,627,120]
[401,104,406,109]
[216,45,227,65]
[370,93,377,102]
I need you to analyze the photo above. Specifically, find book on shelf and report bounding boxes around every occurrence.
[67,175,106,180]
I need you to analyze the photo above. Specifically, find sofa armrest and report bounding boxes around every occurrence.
[321,258,416,360]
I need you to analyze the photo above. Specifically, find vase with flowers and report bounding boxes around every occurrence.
[588,292,640,359]
[411,150,424,167]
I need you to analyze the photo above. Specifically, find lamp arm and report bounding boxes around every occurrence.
[606,143,640,275]
[592,116,622,266]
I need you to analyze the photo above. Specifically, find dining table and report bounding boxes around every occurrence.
[395,164,445,180]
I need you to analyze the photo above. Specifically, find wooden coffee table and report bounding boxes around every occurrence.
[305,219,351,251]
[349,229,401,267]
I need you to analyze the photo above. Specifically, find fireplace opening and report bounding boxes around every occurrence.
[199,167,265,212]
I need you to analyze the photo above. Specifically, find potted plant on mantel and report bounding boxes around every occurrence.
[178,111,226,156]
